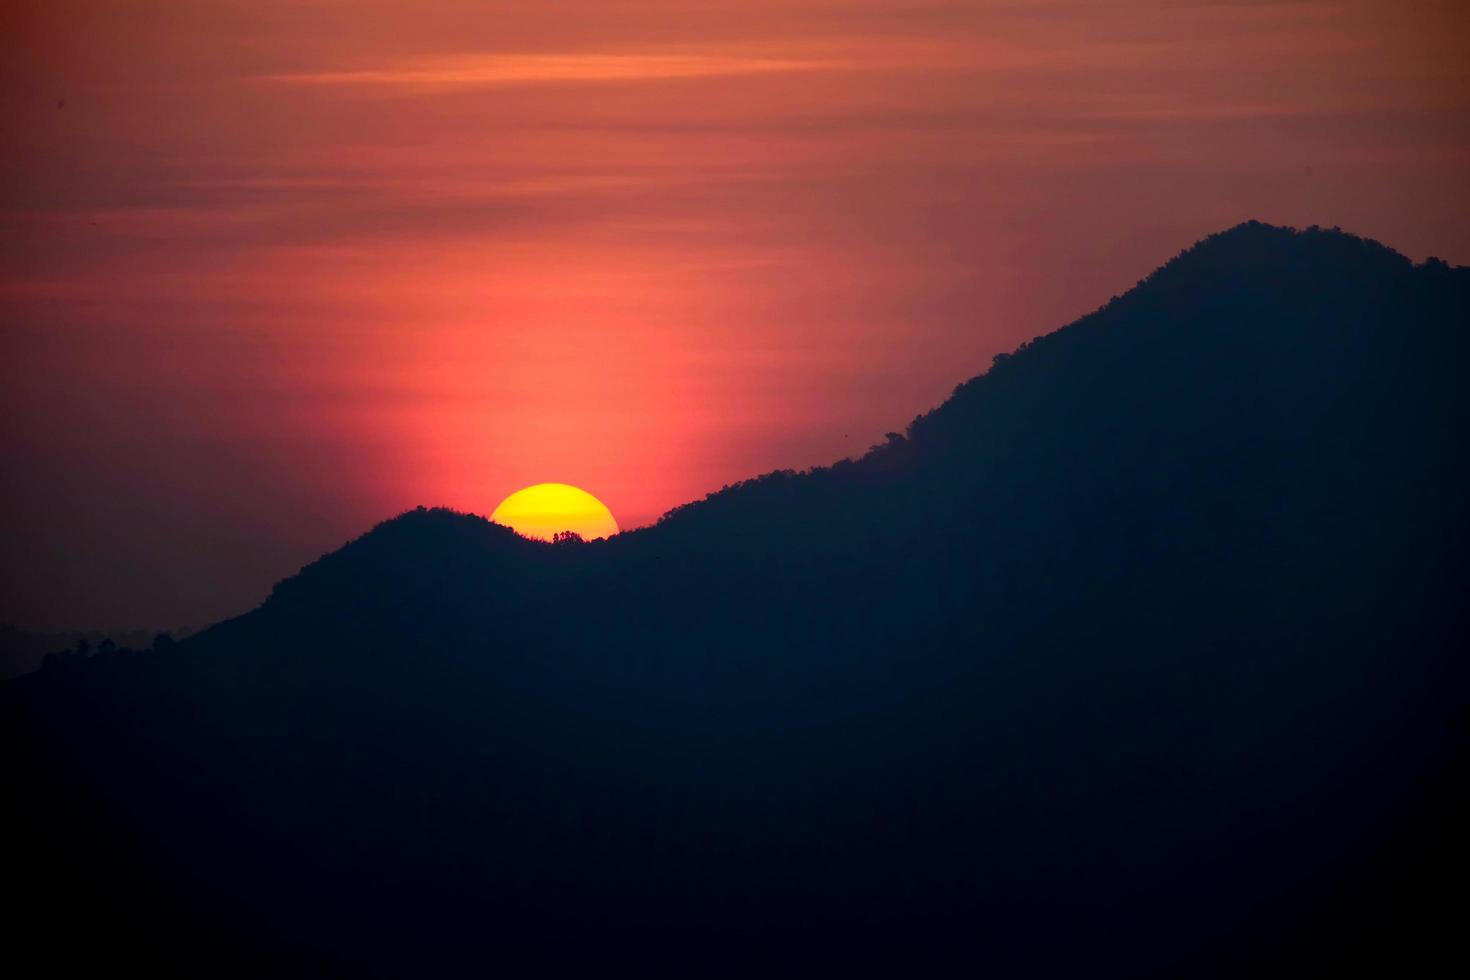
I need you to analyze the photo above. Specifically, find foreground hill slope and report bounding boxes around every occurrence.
[6,223,1467,975]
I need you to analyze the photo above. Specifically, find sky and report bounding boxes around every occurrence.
[2,0,1467,631]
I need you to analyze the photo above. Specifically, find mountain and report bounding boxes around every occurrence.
[5,223,1467,976]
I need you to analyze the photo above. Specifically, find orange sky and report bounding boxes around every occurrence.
[2,0,1468,629]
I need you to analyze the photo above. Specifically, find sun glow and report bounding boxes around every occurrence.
[490,483,620,542]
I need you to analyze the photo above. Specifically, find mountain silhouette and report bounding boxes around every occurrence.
[5,223,1466,976]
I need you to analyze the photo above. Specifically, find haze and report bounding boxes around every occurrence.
[2,0,1467,630]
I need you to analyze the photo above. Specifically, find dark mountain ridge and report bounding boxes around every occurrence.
[6,223,1467,976]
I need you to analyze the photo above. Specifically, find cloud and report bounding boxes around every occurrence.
[263,52,833,91]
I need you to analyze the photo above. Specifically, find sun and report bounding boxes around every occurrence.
[490,483,620,541]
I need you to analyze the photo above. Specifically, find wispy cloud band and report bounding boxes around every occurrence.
[264,53,833,90]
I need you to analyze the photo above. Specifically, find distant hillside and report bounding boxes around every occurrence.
[0,625,185,681]
[6,223,1466,976]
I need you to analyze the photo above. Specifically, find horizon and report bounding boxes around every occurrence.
[0,218,1462,635]
[4,2,1469,629]
[4,217,1450,640]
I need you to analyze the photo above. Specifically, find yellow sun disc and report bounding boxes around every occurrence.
[489,483,620,541]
